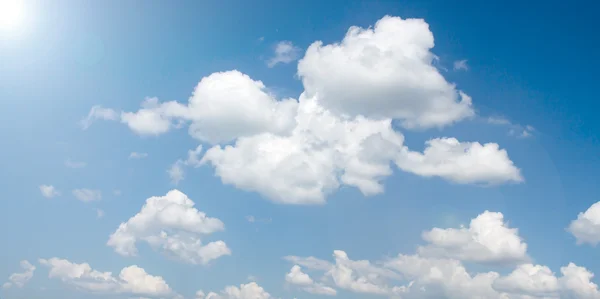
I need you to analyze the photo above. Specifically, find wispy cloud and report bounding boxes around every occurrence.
[80,106,118,130]
[39,185,60,198]
[129,152,148,159]
[453,59,469,71]
[72,189,102,202]
[487,116,535,138]
[267,41,301,68]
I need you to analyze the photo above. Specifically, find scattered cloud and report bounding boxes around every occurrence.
[114,189,122,196]
[129,152,149,159]
[107,190,230,265]
[487,116,535,138]
[96,209,105,219]
[72,189,102,202]
[2,260,35,289]
[453,59,469,71]
[39,257,173,297]
[40,184,60,198]
[286,265,337,295]
[284,210,600,298]
[81,105,118,130]
[65,159,86,169]
[196,282,273,299]
[267,41,301,67]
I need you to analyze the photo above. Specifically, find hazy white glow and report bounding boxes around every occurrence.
[0,0,26,32]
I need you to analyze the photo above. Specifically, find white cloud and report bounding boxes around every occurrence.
[2,260,35,289]
[96,209,105,219]
[568,201,600,245]
[297,16,474,129]
[487,116,511,125]
[396,138,523,185]
[488,116,535,139]
[286,265,337,296]
[168,160,185,185]
[81,105,118,130]
[40,184,60,198]
[119,73,297,144]
[283,211,600,298]
[65,159,86,169]
[107,190,230,265]
[418,210,529,264]
[72,189,102,202]
[129,152,149,159]
[267,41,302,67]
[39,257,173,297]
[198,282,273,299]
[453,59,469,71]
[89,16,522,204]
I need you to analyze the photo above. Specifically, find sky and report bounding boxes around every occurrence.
[1,0,600,298]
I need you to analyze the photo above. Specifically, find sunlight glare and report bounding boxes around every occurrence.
[0,0,26,33]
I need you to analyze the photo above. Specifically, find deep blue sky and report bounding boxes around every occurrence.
[1,0,599,298]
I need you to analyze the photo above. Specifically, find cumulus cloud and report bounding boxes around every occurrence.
[40,184,60,198]
[81,105,118,130]
[568,201,600,245]
[284,211,600,298]
[72,189,102,202]
[86,16,522,204]
[418,210,529,264]
[197,282,273,299]
[453,59,469,71]
[297,16,474,128]
[107,190,230,265]
[267,41,302,67]
[396,138,523,185]
[39,257,173,297]
[2,260,35,289]
[286,265,337,296]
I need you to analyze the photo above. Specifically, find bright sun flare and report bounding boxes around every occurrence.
[0,0,26,32]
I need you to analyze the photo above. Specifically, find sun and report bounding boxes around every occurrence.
[0,0,26,33]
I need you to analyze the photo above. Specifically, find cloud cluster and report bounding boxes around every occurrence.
[2,260,35,289]
[39,258,173,297]
[284,211,600,299]
[83,15,523,205]
[107,190,230,265]
[196,282,273,299]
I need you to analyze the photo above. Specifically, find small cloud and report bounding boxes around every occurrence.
[258,36,265,42]
[129,152,149,159]
[96,209,105,219]
[453,59,469,71]
[247,275,258,282]
[168,160,185,185]
[72,189,102,202]
[487,116,511,125]
[114,189,122,196]
[267,41,301,68]
[40,185,60,198]
[246,215,272,224]
[65,159,86,169]
[80,105,118,130]
[487,116,535,138]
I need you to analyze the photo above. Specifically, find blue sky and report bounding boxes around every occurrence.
[2,0,600,298]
